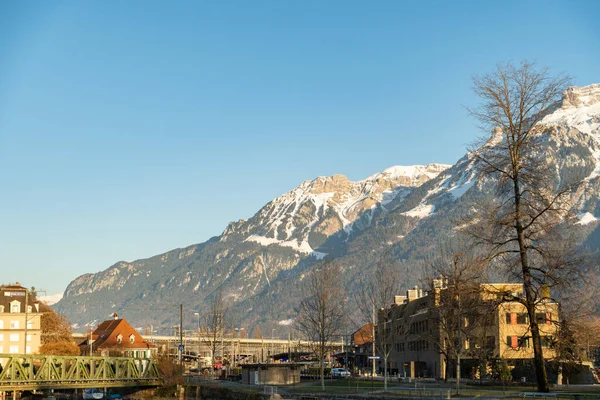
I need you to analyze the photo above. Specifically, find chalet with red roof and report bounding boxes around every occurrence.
[79,313,156,358]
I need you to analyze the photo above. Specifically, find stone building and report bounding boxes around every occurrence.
[0,283,42,354]
[377,281,559,379]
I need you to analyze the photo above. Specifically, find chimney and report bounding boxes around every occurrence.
[407,287,419,302]
[395,295,407,305]
[114,312,119,320]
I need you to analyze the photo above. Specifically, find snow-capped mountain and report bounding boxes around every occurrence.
[54,163,449,331]
[392,84,600,226]
[227,164,448,255]
[54,84,600,334]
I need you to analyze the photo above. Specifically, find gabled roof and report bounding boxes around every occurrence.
[79,318,156,353]
[352,323,373,346]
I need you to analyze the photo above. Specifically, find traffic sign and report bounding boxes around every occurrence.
[368,356,380,360]
[178,344,185,351]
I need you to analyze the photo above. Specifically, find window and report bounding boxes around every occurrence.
[10,320,19,329]
[516,313,529,324]
[9,346,18,354]
[485,336,495,350]
[518,337,530,348]
[506,313,519,324]
[507,336,518,348]
[10,334,19,342]
[10,301,21,313]
[0,334,4,341]
[541,336,554,348]
[117,334,123,344]
[536,313,551,325]
[0,345,3,352]
[27,305,32,313]
[26,346,30,353]
[0,320,3,329]
[27,321,33,329]
[26,334,32,342]
[0,305,4,312]
[129,334,135,344]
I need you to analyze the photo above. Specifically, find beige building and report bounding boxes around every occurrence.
[0,283,42,354]
[378,282,558,379]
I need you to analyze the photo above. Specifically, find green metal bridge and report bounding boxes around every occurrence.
[0,354,160,391]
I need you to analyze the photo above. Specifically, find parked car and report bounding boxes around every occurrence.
[331,368,351,378]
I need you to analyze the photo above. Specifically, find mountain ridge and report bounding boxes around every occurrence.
[54,84,600,334]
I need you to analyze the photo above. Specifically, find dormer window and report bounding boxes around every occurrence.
[10,301,21,313]
[27,305,32,313]
[129,334,135,344]
[117,334,123,344]
[0,305,4,313]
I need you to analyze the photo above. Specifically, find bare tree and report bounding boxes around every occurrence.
[553,279,600,383]
[295,259,346,390]
[354,252,402,389]
[423,238,491,393]
[199,289,229,376]
[466,61,582,392]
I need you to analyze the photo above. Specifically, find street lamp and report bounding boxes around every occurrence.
[270,329,276,362]
[194,312,201,369]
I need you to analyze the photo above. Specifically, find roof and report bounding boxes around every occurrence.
[0,284,39,313]
[79,318,156,353]
[352,323,373,346]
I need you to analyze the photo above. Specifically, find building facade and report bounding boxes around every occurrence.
[378,282,559,379]
[0,283,42,354]
[351,323,374,373]
[79,314,157,358]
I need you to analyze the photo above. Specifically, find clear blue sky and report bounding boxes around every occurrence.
[1,1,598,294]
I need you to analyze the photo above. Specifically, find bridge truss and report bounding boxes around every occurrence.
[0,354,160,391]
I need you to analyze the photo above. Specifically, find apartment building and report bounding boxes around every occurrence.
[377,282,558,379]
[0,283,42,354]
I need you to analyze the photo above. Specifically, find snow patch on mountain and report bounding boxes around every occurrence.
[39,292,64,305]
[576,212,598,225]
[403,204,436,218]
[246,235,313,253]
[243,163,450,250]
[543,84,600,179]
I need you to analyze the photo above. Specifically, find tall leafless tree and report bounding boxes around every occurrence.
[552,278,600,383]
[295,259,347,390]
[466,61,583,392]
[199,289,229,376]
[423,237,491,393]
[354,252,402,389]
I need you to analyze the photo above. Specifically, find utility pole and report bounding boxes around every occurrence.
[372,303,376,377]
[194,312,200,370]
[179,304,183,374]
[23,288,29,355]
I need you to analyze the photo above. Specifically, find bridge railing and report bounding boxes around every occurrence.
[0,354,160,390]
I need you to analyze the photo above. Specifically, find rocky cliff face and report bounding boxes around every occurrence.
[233,163,449,254]
[54,163,449,331]
[54,85,600,335]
